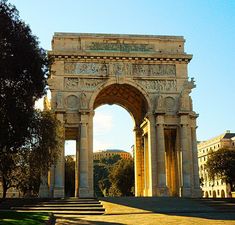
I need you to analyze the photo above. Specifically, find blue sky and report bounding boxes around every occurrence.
[9,0,235,154]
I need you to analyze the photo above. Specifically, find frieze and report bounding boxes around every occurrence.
[87,42,154,52]
[109,62,132,76]
[133,64,176,76]
[138,79,177,92]
[64,78,104,91]
[64,62,108,76]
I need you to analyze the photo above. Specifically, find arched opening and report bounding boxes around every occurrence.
[93,83,149,196]
[213,190,217,198]
[93,105,134,197]
[221,189,225,198]
[205,191,209,198]
[64,140,76,197]
[93,83,148,126]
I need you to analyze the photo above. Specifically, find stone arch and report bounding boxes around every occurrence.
[44,33,201,199]
[91,82,149,126]
[89,79,151,115]
[205,191,209,198]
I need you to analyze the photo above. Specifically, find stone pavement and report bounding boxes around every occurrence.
[54,197,235,225]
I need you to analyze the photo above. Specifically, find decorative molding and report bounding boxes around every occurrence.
[164,96,176,112]
[66,95,79,109]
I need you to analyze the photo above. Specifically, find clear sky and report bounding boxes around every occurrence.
[9,0,235,154]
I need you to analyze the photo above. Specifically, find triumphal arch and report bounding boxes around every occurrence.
[44,33,201,198]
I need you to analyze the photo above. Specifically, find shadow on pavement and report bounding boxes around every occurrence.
[99,197,235,221]
[55,215,124,225]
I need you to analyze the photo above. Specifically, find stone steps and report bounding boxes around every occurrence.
[7,198,105,216]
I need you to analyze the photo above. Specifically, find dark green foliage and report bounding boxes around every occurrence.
[0,0,49,199]
[0,111,62,197]
[16,111,62,196]
[109,159,134,196]
[0,0,48,151]
[65,155,75,197]
[93,154,121,197]
[94,155,134,197]
[0,212,50,225]
[206,148,235,192]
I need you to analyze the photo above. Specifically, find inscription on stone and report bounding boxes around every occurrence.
[138,79,177,92]
[64,62,107,76]
[64,78,104,91]
[87,42,154,52]
[133,64,176,76]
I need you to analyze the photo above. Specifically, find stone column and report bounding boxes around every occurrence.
[54,139,65,198]
[191,123,202,197]
[79,111,94,198]
[156,114,168,196]
[39,173,49,198]
[48,165,55,198]
[75,136,80,197]
[180,115,191,197]
[147,113,157,196]
[87,111,94,197]
[54,114,65,198]
[143,133,149,196]
[134,127,143,196]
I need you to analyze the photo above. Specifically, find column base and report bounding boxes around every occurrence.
[38,185,49,198]
[79,188,94,198]
[156,187,169,196]
[53,187,64,198]
[192,188,202,198]
[180,187,192,197]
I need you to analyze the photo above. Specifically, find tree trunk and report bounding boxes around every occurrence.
[2,176,8,200]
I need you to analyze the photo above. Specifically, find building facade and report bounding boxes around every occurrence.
[198,131,235,198]
[93,149,132,161]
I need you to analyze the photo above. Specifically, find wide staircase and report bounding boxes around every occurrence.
[1,198,105,216]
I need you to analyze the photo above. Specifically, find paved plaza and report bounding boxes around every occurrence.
[55,197,235,225]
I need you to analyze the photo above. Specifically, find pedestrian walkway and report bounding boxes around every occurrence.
[54,197,235,225]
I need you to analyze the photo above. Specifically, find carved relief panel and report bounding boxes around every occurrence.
[64,62,108,76]
[137,79,177,92]
[133,64,176,76]
[64,78,104,91]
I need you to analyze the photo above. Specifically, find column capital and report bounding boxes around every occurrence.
[79,109,92,115]
[155,114,165,125]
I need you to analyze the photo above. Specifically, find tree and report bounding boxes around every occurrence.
[93,155,121,197]
[17,110,62,196]
[0,110,62,198]
[109,159,134,196]
[206,148,235,195]
[65,156,75,197]
[0,0,48,199]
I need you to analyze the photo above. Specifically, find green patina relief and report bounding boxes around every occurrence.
[87,42,154,52]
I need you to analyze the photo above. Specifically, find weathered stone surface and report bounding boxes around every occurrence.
[45,33,200,198]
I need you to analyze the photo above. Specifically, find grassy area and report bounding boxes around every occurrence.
[0,212,51,225]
